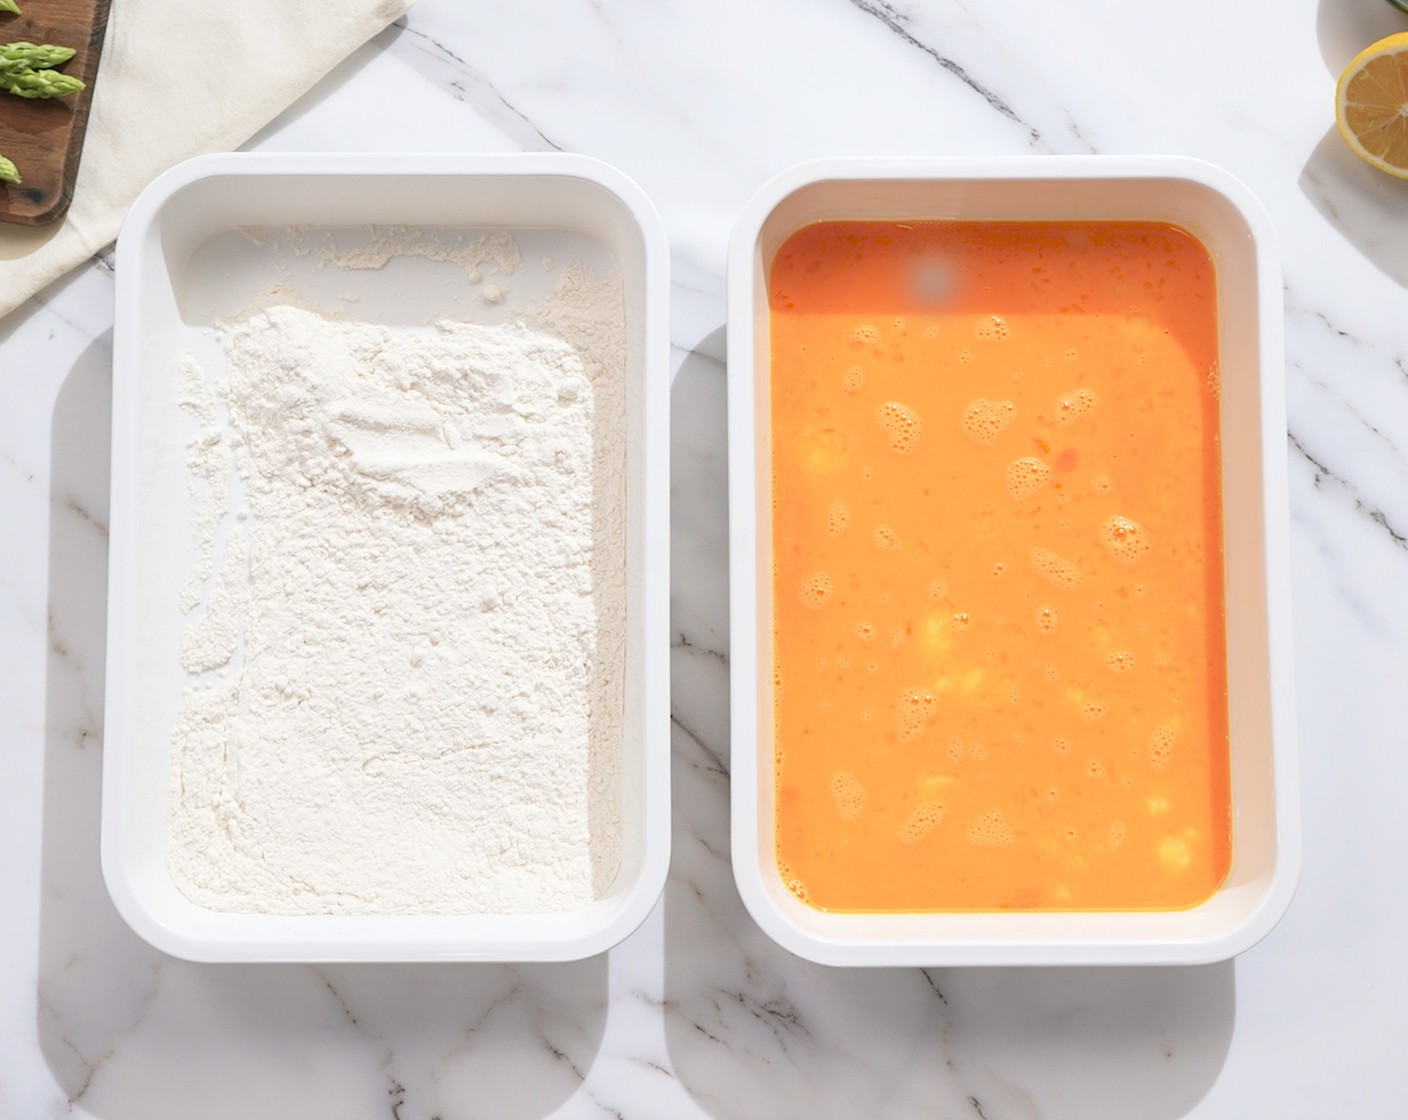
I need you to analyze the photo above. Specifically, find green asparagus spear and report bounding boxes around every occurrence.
[0,2,21,16]
[1,42,78,68]
[0,66,83,98]
[0,39,84,184]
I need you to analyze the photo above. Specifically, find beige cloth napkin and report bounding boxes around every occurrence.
[0,0,412,319]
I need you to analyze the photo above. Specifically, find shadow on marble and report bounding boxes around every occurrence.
[663,740,1238,1120]
[0,260,110,348]
[658,333,1238,1120]
[668,327,730,654]
[1299,125,1408,289]
[1314,0,1407,75]
[35,336,610,1120]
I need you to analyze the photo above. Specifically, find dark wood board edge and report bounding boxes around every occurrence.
[0,0,113,227]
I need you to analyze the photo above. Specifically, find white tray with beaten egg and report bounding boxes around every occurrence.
[727,156,1300,966]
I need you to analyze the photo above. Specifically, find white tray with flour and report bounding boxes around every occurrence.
[105,152,670,962]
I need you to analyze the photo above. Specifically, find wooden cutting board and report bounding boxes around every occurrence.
[0,0,112,226]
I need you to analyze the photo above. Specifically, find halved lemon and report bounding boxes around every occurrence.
[1336,31,1408,178]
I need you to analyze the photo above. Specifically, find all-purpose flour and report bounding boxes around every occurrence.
[168,268,626,915]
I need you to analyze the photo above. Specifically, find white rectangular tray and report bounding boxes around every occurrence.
[727,156,1300,966]
[105,152,671,962]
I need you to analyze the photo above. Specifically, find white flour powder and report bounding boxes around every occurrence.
[168,266,626,915]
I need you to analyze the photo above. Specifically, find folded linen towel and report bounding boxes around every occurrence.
[0,0,412,319]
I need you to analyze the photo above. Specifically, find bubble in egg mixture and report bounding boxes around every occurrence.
[1055,387,1097,424]
[1005,456,1053,500]
[1148,722,1176,771]
[826,498,851,536]
[897,802,945,845]
[1051,737,1073,756]
[855,619,875,641]
[1030,547,1081,590]
[842,365,865,393]
[828,770,867,821]
[928,577,950,601]
[967,808,1015,847]
[874,401,923,453]
[974,314,1009,340]
[1035,605,1059,633]
[778,860,810,903]
[961,398,1017,444]
[1099,515,1150,563]
[851,324,882,346]
[1080,698,1108,722]
[1105,650,1136,673]
[798,572,835,609]
[1092,474,1113,494]
[873,524,902,550]
[895,687,938,742]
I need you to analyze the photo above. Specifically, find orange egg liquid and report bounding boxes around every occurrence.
[769,220,1230,912]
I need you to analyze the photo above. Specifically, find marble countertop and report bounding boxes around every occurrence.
[4,1,1407,1116]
